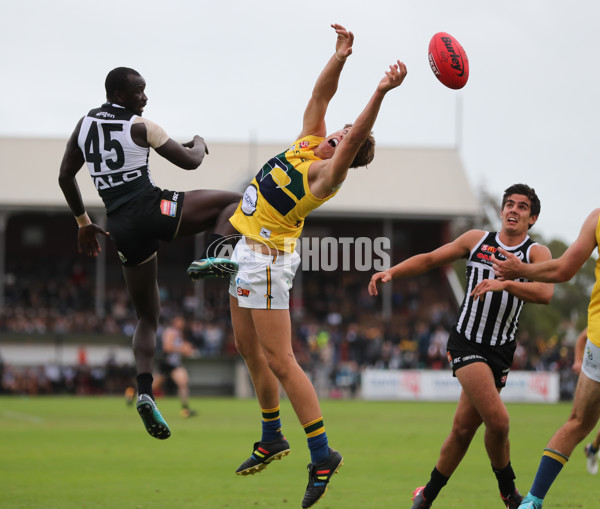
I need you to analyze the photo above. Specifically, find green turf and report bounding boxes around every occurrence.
[0,396,596,508]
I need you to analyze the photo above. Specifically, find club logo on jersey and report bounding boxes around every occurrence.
[260,227,271,239]
[271,167,292,189]
[299,140,310,149]
[160,199,177,217]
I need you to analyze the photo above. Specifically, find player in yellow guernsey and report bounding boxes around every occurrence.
[230,135,339,254]
[492,208,600,508]
[214,23,407,509]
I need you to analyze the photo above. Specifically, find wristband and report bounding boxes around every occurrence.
[75,212,92,227]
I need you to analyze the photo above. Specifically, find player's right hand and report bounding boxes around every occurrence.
[378,60,408,93]
[78,223,109,257]
[332,23,353,61]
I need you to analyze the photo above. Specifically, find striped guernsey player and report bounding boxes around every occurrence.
[369,183,553,509]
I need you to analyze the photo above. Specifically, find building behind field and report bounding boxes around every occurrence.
[0,137,481,396]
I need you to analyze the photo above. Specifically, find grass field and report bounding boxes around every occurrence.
[0,396,596,508]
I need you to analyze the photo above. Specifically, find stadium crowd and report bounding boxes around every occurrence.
[0,270,579,398]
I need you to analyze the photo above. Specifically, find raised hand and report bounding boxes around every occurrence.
[378,60,408,93]
[331,23,354,61]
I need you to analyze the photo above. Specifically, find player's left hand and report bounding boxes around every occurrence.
[492,248,522,281]
[470,278,506,300]
[78,223,109,257]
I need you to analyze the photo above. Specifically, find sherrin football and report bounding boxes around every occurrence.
[428,32,469,89]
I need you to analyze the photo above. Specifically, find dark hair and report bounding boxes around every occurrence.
[344,123,376,168]
[105,67,141,100]
[502,183,541,227]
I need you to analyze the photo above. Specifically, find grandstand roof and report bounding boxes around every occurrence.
[0,137,480,219]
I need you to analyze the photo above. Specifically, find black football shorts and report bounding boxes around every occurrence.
[446,328,517,388]
[107,187,185,266]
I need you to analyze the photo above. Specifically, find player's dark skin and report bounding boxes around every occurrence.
[59,72,240,375]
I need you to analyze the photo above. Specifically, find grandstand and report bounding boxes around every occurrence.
[0,137,481,395]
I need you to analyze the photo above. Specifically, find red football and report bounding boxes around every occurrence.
[428,32,469,89]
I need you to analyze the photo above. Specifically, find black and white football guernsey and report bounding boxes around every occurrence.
[77,103,161,213]
[454,231,537,346]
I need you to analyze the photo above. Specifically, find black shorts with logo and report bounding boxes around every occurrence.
[446,328,517,388]
[107,187,185,267]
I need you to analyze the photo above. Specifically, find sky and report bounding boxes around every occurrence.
[2,0,598,245]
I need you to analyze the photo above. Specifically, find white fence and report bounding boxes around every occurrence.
[361,369,560,403]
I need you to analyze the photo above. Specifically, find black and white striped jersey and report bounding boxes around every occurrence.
[454,231,537,346]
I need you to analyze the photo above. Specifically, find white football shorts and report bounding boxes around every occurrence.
[582,338,600,383]
[229,236,301,309]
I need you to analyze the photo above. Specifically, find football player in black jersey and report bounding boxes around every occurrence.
[369,183,553,509]
[59,67,240,439]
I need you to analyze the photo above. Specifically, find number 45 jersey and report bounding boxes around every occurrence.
[78,103,169,213]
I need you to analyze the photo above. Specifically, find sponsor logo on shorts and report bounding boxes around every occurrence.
[237,288,250,297]
[160,199,177,217]
[299,140,309,149]
[452,354,485,365]
[501,375,508,384]
[118,251,127,264]
[446,352,453,368]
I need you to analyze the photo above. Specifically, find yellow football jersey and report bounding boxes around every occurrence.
[588,214,600,348]
[230,135,339,253]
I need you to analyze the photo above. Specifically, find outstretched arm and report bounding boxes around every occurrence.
[368,229,480,296]
[492,208,600,282]
[58,119,109,257]
[311,60,408,197]
[300,23,354,139]
[471,243,554,304]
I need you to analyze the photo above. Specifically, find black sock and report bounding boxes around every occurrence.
[202,233,224,259]
[423,467,449,503]
[136,373,153,398]
[493,461,517,498]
